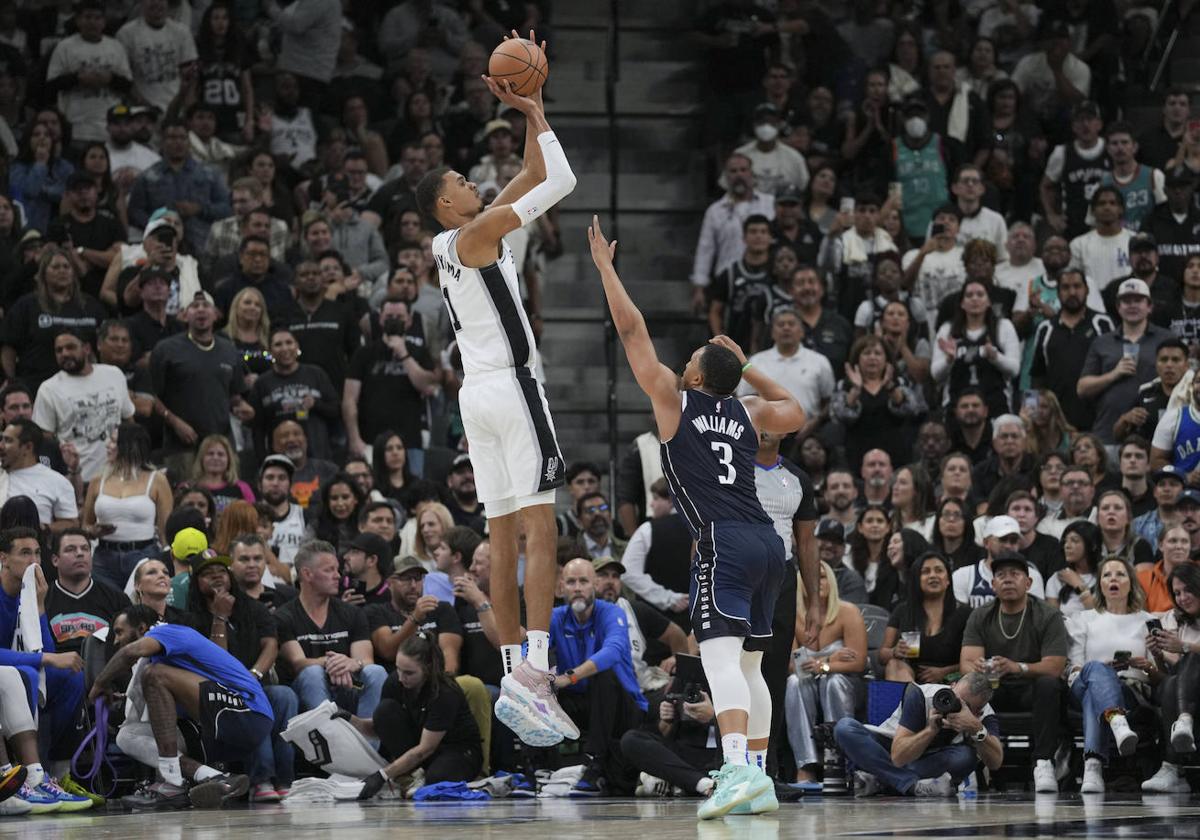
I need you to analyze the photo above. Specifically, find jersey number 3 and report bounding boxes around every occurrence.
[711,442,736,485]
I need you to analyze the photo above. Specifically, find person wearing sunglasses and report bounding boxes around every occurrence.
[578,492,624,564]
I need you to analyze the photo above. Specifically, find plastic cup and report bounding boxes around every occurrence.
[902,631,921,659]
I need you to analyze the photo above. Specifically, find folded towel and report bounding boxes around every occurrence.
[18,563,45,704]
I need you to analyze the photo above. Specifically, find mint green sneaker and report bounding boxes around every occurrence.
[697,764,772,820]
[729,783,779,815]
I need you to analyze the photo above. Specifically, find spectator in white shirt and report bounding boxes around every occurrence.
[903,204,966,314]
[1011,19,1091,125]
[737,307,834,441]
[116,0,198,113]
[952,163,1007,261]
[0,418,78,531]
[1070,186,1132,296]
[997,222,1045,312]
[618,479,691,617]
[733,102,810,196]
[690,153,774,314]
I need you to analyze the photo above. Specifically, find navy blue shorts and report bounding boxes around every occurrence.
[197,680,273,761]
[690,520,787,651]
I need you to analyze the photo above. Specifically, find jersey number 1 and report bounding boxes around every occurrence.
[711,442,736,485]
[442,287,463,332]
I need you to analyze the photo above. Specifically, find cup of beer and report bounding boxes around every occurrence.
[902,631,921,659]
[985,657,1001,689]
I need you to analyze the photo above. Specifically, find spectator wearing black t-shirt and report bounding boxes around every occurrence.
[367,556,463,673]
[214,235,295,322]
[123,266,184,363]
[351,632,483,795]
[708,215,772,353]
[879,552,970,684]
[344,297,436,470]
[278,261,361,396]
[229,533,297,612]
[275,540,387,715]
[45,529,130,655]
[339,532,393,608]
[444,454,485,531]
[56,173,125,298]
[250,327,339,463]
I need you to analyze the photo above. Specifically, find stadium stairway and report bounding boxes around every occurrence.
[538,1,708,484]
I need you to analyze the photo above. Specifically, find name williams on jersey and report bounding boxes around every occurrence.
[691,413,745,439]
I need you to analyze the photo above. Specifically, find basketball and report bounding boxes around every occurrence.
[488,38,548,97]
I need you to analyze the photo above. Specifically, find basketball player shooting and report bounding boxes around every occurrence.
[588,216,808,819]
[416,34,579,747]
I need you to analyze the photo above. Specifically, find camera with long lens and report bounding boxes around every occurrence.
[931,687,962,716]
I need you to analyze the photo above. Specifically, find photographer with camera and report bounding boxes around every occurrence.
[620,655,722,798]
[833,672,1002,797]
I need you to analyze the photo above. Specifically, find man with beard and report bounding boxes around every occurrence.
[549,557,647,796]
[44,528,130,655]
[444,455,485,532]
[1122,339,1189,442]
[593,557,688,692]
[0,382,70,475]
[822,469,859,531]
[257,455,307,570]
[770,186,822,265]
[340,533,393,608]
[858,448,893,508]
[264,72,318,172]
[1037,466,1097,540]
[229,534,297,612]
[366,555,462,673]
[1133,466,1185,552]
[577,491,626,563]
[690,154,775,315]
[269,420,337,511]
[791,265,854,373]
[1031,269,1114,431]
[914,421,951,487]
[947,389,991,465]
[279,262,359,397]
[32,329,133,483]
[56,174,124,298]
[1104,234,1175,322]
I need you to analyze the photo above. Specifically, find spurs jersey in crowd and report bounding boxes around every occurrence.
[662,389,784,646]
[431,228,564,505]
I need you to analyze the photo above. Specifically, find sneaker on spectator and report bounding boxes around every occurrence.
[121,780,191,811]
[251,782,281,803]
[1142,763,1191,793]
[1033,759,1058,793]
[696,764,771,820]
[569,764,606,797]
[1108,714,1137,756]
[1171,717,1195,754]
[499,661,579,743]
[912,773,955,797]
[0,765,25,804]
[59,773,104,807]
[36,778,92,812]
[275,785,292,799]
[853,771,880,798]
[1080,757,1105,793]
[188,773,249,809]
[636,773,670,797]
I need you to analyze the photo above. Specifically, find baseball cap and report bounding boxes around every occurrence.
[17,229,43,250]
[187,290,215,308]
[342,532,389,562]
[171,527,209,561]
[259,453,295,478]
[775,184,803,205]
[815,520,845,543]
[1116,278,1151,300]
[1152,464,1186,485]
[1177,488,1200,508]
[593,557,626,574]
[136,265,172,287]
[991,550,1029,575]
[450,453,473,473]
[106,103,132,122]
[192,552,231,576]
[1166,166,1196,188]
[753,102,780,119]
[144,216,178,242]
[1072,99,1101,120]
[983,515,1021,540]
[482,118,513,138]
[128,104,160,120]
[1128,233,1157,252]
[390,555,429,578]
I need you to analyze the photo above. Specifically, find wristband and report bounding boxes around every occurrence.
[567,669,579,685]
[741,362,753,373]
[477,601,492,613]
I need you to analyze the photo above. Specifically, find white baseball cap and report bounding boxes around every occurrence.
[1116,278,1151,300]
[983,515,1021,539]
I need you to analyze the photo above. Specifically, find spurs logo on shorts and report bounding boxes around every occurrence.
[544,456,559,484]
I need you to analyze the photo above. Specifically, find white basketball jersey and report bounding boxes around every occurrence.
[432,228,538,376]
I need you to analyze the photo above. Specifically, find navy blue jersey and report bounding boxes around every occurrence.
[661,389,772,537]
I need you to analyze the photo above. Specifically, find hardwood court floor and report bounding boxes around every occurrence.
[3,794,1200,839]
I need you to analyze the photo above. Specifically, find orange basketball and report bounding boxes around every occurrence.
[488,38,548,97]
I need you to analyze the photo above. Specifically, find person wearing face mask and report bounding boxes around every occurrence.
[732,102,809,198]
[890,98,956,244]
[548,558,647,796]
[690,153,775,315]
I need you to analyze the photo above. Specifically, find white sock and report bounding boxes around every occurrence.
[193,765,221,782]
[696,776,714,795]
[526,631,550,671]
[722,734,748,766]
[501,644,524,675]
[25,763,44,788]
[1179,713,1194,727]
[748,749,766,771]
[157,757,183,787]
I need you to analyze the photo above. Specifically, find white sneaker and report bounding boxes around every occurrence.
[912,772,955,797]
[1142,762,1191,793]
[0,795,32,816]
[636,773,670,797]
[1033,759,1058,793]
[853,771,880,798]
[1080,757,1105,794]
[1171,717,1195,754]
[1108,714,1138,757]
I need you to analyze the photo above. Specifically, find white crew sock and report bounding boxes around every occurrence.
[721,734,748,766]
[501,644,524,675]
[25,763,44,788]
[157,756,183,787]
[748,749,767,771]
[526,631,550,672]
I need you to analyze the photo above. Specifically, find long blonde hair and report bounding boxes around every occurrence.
[797,561,841,628]
[1092,556,1147,614]
[190,434,241,484]
[413,501,454,560]
[223,286,270,347]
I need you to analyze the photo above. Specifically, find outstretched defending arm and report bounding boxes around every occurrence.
[588,216,683,441]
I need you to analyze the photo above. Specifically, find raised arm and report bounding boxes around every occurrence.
[493,33,549,208]
[711,335,805,436]
[589,216,682,441]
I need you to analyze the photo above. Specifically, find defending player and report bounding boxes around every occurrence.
[588,216,808,818]
[415,40,579,746]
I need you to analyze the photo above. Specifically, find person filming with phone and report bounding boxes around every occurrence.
[1143,564,1200,792]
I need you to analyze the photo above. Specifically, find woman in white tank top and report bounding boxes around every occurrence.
[82,423,173,591]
